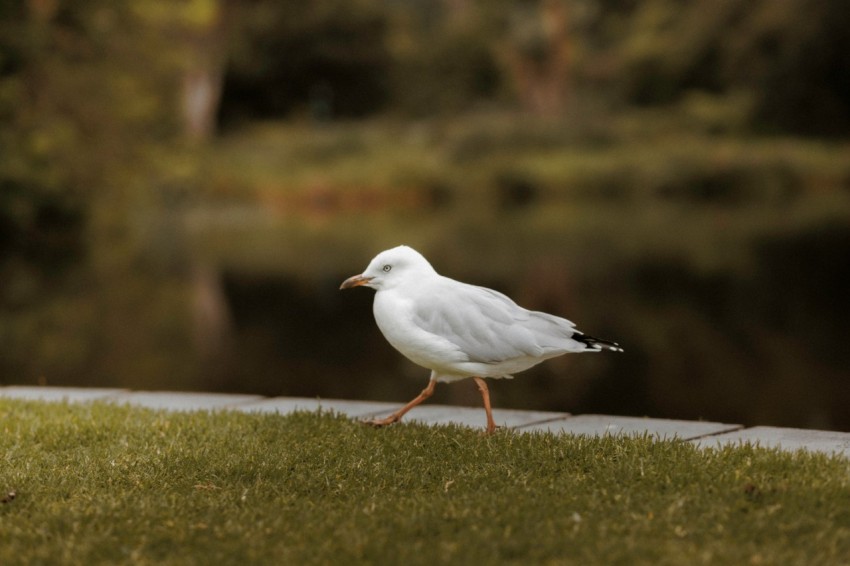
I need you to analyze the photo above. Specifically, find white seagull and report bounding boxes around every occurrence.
[340,245,622,433]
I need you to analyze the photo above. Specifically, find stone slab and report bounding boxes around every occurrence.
[107,391,264,412]
[366,403,568,430]
[0,386,126,402]
[518,414,742,441]
[692,426,850,458]
[235,397,399,417]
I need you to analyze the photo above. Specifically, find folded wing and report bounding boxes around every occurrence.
[412,279,587,365]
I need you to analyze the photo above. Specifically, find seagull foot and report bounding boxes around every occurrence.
[480,425,501,436]
[362,415,400,428]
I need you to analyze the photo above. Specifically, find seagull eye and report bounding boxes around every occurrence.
[382,264,392,272]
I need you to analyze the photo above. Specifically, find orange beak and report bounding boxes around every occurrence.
[339,274,373,290]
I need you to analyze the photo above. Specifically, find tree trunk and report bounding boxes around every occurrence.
[502,0,573,117]
[180,0,236,142]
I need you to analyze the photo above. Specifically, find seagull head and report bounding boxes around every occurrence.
[340,245,436,291]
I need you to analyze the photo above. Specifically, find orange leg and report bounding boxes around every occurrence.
[365,379,437,428]
[473,377,497,434]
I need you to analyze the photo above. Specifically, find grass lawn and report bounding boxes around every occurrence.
[1,400,849,565]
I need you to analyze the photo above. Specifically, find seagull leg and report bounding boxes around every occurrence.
[364,379,437,428]
[473,377,497,434]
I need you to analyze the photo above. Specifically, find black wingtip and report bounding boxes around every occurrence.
[575,333,624,353]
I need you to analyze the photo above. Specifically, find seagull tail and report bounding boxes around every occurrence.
[573,333,624,353]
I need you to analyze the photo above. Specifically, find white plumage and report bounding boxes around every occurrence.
[340,245,622,433]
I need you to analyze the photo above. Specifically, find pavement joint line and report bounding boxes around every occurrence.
[513,414,574,428]
[684,423,747,441]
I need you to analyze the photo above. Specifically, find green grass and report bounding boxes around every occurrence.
[1,400,849,565]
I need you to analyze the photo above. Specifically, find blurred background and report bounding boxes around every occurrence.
[2,0,849,430]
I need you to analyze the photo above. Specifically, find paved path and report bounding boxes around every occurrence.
[2,385,848,458]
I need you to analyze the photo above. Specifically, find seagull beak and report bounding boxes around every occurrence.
[340,274,373,290]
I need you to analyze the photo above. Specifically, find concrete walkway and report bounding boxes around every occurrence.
[2,385,849,459]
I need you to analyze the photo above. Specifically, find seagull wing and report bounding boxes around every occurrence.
[411,278,583,365]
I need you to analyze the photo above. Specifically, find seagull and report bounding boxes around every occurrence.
[340,245,622,434]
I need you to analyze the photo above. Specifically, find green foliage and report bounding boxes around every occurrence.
[0,3,85,287]
[588,0,850,134]
[220,0,391,124]
[213,0,850,133]
[1,401,849,565]
[387,4,502,116]
[0,2,194,386]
